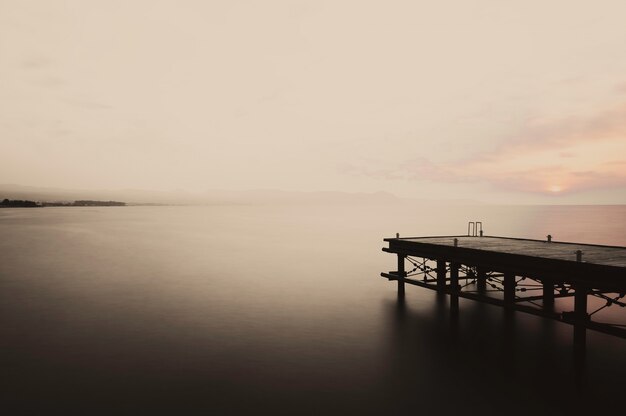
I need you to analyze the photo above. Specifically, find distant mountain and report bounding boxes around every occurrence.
[0,184,397,206]
[200,189,403,205]
[0,184,169,204]
[0,184,482,206]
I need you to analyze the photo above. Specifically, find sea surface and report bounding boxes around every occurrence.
[1,204,625,415]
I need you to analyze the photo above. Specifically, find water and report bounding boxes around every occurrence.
[1,204,625,415]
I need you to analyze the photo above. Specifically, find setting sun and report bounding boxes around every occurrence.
[549,185,563,193]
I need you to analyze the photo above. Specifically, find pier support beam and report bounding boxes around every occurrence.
[542,278,555,308]
[397,253,405,298]
[574,283,589,356]
[436,260,446,292]
[504,272,516,306]
[476,266,487,292]
[450,262,460,314]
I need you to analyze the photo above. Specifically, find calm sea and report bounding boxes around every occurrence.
[1,204,625,415]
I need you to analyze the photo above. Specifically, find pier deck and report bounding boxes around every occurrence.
[397,236,626,268]
[381,234,626,348]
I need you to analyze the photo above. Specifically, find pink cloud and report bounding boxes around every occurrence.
[342,100,626,196]
[485,102,626,158]
[480,167,626,195]
[343,157,626,195]
[616,83,626,94]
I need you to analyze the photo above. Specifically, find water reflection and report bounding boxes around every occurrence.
[380,292,603,415]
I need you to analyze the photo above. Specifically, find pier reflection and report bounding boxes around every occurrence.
[381,293,598,415]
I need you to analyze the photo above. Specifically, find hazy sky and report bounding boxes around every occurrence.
[1,0,625,203]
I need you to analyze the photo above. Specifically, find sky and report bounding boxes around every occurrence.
[1,0,626,203]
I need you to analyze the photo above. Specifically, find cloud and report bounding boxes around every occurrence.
[339,158,477,185]
[478,166,626,195]
[604,160,626,166]
[32,76,66,88]
[462,101,626,194]
[63,98,113,110]
[347,155,626,196]
[20,57,52,70]
[616,83,626,95]
[485,102,626,158]
[343,101,626,196]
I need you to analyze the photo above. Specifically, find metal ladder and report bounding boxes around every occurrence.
[467,221,483,237]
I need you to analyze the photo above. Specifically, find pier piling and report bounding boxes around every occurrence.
[436,259,446,292]
[450,262,460,314]
[542,279,555,308]
[504,272,515,306]
[476,266,487,292]
[397,253,405,298]
[574,283,589,355]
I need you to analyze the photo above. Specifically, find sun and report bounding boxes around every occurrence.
[549,185,563,193]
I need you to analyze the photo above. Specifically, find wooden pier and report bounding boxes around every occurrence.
[381,232,626,351]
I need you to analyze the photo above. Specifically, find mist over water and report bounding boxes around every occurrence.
[1,204,625,415]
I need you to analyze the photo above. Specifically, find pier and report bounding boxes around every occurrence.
[381,228,626,352]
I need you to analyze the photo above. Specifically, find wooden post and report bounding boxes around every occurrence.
[504,272,515,306]
[436,259,446,292]
[397,253,405,297]
[574,283,588,356]
[543,278,554,308]
[450,262,460,313]
[477,266,487,292]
